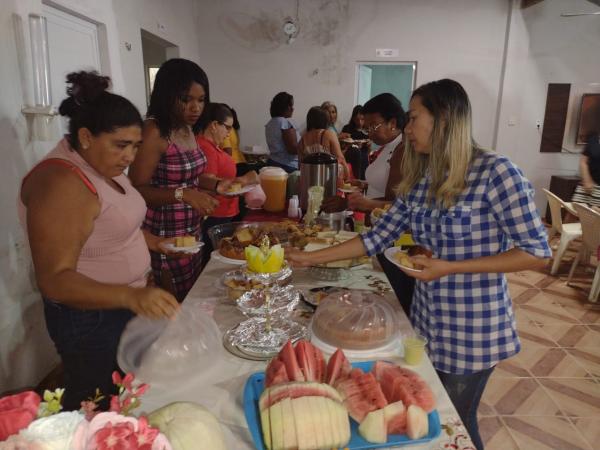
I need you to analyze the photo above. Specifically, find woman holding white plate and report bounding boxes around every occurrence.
[288,79,551,450]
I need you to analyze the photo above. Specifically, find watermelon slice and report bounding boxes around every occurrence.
[259,381,343,411]
[279,340,305,382]
[372,361,435,413]
[295,340,317,382]
[334,369,388,423]
[265,358,289,388]
[326,348,351,385]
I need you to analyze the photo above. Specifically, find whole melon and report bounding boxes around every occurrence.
[148,402,227,450]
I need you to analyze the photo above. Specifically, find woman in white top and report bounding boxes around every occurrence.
[322,93,407,212]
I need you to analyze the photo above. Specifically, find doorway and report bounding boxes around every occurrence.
[356,62,417,110]
[141,30,178,106]
[43,3,102,134]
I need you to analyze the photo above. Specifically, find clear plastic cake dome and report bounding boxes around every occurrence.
[310,289,400,351]
[117,302,222,382]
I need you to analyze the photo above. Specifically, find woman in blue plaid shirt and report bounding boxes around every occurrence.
[289,79,551,450]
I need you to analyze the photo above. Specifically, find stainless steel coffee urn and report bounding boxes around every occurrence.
[299,152,338,212]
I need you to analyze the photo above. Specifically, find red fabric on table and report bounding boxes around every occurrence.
[243,201,301,223]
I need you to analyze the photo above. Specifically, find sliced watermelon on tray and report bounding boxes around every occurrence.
[372,360,436,413]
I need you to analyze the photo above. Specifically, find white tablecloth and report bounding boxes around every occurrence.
[139,257,474,450]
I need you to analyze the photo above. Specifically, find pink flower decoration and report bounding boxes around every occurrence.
[0,391,41,441]
[122,374,135,392]
[71,412,172,450]
[133,384,149,397]
[109,396,121,414]
[94,422,136,449]
[134,417,159,448]
[111,372,122,386]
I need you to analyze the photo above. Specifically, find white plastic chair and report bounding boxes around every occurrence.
[543,189,582,275]
[567,203,600,302]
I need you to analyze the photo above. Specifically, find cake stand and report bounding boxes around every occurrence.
[223,261,308,360]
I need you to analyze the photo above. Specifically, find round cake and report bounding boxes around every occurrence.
[311,290,400,350]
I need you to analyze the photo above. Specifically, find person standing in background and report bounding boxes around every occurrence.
[321,101,340,134]
[572,131,600,207]
[265,92,299,173]
[197,103,257,265]
[221,105,245,164]
[129,59,233,302]
[340,105,370,179]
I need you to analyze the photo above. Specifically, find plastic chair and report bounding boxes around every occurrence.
[567,203,600,302]
[543,189,582,275]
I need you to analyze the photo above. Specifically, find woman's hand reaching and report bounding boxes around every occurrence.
[285,247,314,268]
[127,287,180,319]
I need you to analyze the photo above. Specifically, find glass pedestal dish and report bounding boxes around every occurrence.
[223,260,307,360]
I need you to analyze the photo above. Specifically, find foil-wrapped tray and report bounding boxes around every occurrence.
[236,285,300,317]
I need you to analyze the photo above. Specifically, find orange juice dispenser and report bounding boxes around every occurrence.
[259,167,288,212]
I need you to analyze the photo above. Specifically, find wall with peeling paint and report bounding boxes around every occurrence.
[194,0,510,151]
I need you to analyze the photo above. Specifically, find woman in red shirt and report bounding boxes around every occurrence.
[197,103,257,263]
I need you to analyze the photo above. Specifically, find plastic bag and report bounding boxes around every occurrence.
[117,302,222,382]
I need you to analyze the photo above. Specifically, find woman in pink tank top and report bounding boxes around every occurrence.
[19,72,179,411]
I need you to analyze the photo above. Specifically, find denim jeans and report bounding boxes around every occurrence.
[43,299,133,410]
[436,366,495,450]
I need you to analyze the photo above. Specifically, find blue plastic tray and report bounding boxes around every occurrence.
[243,360,441,449]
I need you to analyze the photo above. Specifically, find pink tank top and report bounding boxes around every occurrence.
[18,139,150,288]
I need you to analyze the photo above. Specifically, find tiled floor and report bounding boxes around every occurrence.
[480,239,600,450]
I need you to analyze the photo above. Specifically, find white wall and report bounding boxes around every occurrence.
[195,0,510,151]
[495,0,600,212]
[0,0,203,393]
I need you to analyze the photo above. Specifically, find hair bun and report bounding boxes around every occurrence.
[59,71,111,118]
[66,71,110,103]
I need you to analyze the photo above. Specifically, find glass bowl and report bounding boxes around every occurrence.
[310,289,400,350]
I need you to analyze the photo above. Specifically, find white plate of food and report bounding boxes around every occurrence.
[223,183,260,196]
[337,184,361,194]
[384,247,424,273]
[211,249,247,265]
[161,240,204,254]
[340,138,369,145]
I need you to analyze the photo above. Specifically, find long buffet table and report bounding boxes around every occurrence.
[139,255,475,450]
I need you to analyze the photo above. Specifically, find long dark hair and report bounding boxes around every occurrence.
[146,58,210,137]
[270,92,293,118]
[200,103,233,131]
[306,106,329,131]
[58,71,142,150]
[362,93,407,131]
[345,105,364,131]
[223,104,240,130]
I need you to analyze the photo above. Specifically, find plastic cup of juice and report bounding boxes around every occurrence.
[403,334,428,365]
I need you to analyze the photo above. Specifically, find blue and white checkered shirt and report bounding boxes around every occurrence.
[361,151,551,374]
